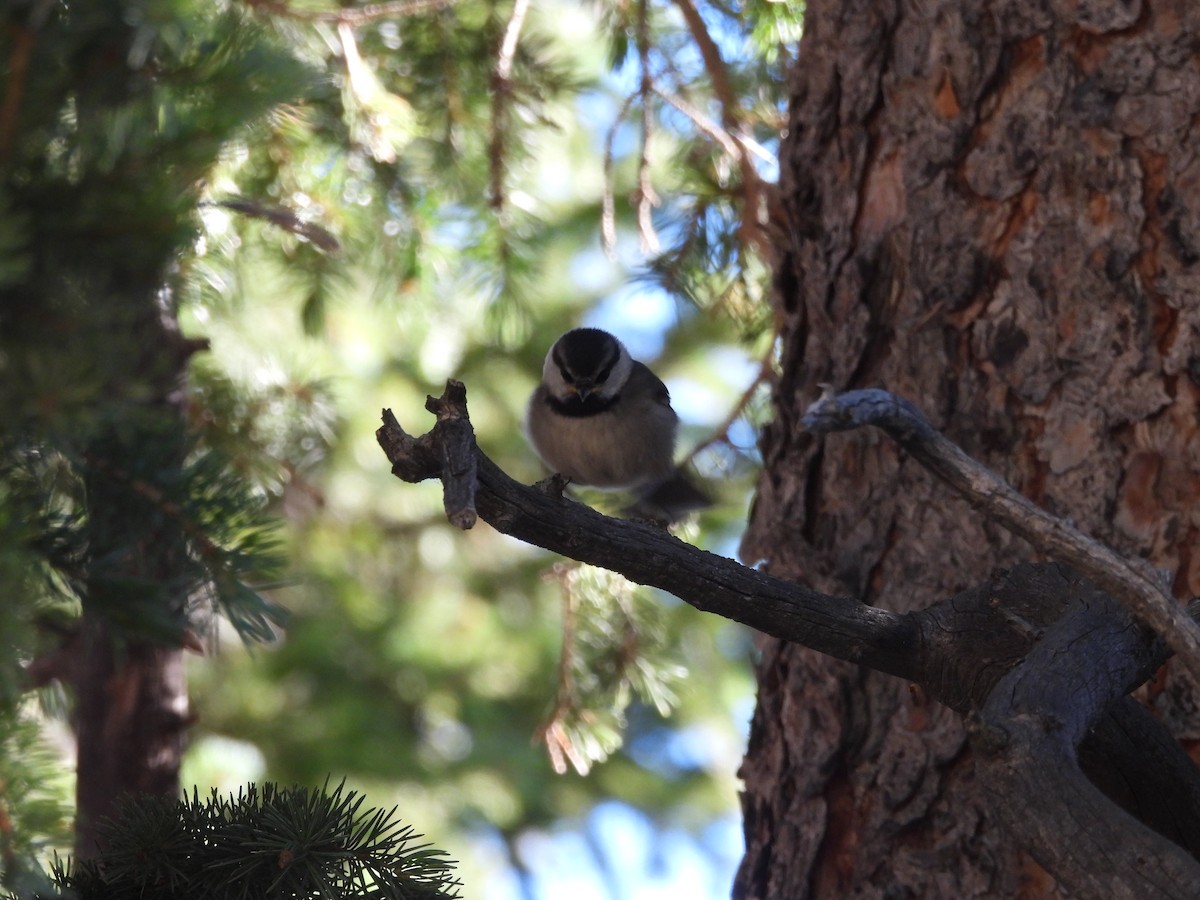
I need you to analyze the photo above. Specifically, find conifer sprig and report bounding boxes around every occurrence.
[30,781,461,900]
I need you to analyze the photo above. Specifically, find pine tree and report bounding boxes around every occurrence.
[3,0,366,877]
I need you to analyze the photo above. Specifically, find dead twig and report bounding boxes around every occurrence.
[487,0,532,214]
[207,199,340,253]
[679,341,775,468]
[601,92,639,258]
[633,0,660,254]
[244,0,460,23]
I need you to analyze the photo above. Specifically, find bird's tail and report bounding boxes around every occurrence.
[627,469,711,524]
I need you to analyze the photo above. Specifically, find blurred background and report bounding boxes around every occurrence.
[1,0,799,894]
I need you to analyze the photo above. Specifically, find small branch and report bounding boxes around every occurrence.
[601,92,638,258]
[659,0,774,256]
[495,0,530,83]
[801,388,1200,687]
[376,408,439,482]
[679,342,775,468]
[634,0,660,254]
[667,0,758,182]
[377,385,476,528]
[376,384,921,677]
[534,562,588,775]
[670,0,738,131]
[208,199,340,253]
[244,0,459,23]
[651,82,776,167]
[488,0,532,213]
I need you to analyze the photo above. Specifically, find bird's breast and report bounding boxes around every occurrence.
[527,395,677,490]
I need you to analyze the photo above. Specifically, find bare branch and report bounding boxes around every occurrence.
[244,0,460,23]
[662,0,777,258]
[679,342,775,468]
[495,0,531,83]
[377,383,920,676]
[801,388,1200,687]
[670,0,738,130]
[488,0,533,213]
[601,93,638,258]
[423,383,478,529]
[209,199,340,253]
[651,82,776,166]
[377,382,1200,886]
[634,0,660,254]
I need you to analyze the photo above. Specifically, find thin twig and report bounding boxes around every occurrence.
[535,562,587,775]
[666,0,771,253]
[634,0,660,254]
[652,82,775,165]
[679,342,775,468]
[488,0,532,213]
[209,199,340,252]
[670,0,739,132]
[601,92,639,258]
[244,0,460,23]
[802,388,1200,686]
[495,0,531,83]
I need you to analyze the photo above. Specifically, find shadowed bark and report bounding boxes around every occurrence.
[734,0,1200,894]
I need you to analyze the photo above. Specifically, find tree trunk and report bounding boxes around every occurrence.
[737,0,1200,896]
[71,305,196,861]
[73,623,187,860]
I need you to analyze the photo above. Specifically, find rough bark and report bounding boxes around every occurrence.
[73,622,188,860]
[737,0,1200,896]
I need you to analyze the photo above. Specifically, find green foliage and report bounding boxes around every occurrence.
[0,710,72,897]
[15,781,459,899]
[0,499,73,893]
[0,0,312,642]
[538,564,688,776]
[3,0,791,891]
[171,0,778,886]
[0,0,352,885]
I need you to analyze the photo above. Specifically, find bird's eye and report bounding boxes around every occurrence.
[595,363,614,384]
[559,366,575,384]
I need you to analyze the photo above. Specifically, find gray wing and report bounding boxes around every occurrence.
[627,361,674,416]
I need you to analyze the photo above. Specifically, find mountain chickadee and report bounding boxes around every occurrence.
[525,327,708,522]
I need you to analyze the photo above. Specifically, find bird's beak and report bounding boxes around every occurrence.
[571,381,595,401]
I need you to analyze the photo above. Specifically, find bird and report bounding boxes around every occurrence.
[525,327,709,522]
